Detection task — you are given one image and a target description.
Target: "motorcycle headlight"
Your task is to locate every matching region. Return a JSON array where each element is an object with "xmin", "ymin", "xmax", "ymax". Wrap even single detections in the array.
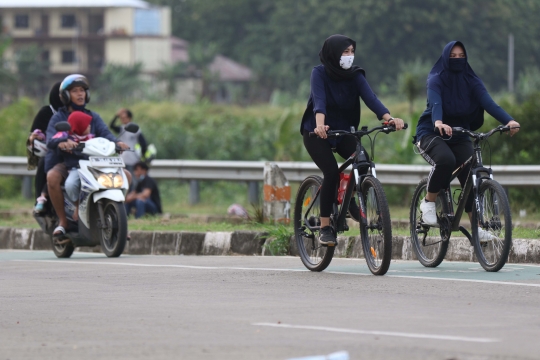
[{"xmin": 95, "ymin": 171, "xmax": 124, "ymax": 188}]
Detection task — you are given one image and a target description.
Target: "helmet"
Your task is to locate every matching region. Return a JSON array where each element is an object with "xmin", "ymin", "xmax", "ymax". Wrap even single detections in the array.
[
  {"xmin": 59, "ymin": 74, "xmax": 90, "ymax": 105},
  {"xmin": 27, "ymin": 139, "xmax": 48, "ymax": 157}
]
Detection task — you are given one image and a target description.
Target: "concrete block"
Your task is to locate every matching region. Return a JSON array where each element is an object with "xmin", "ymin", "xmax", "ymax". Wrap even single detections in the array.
[
  {"xmin": 350, "ymin": 235, "xmax": 364, "ymax": 258},
  {"xmin": 77, "ymin": 246, "xmax": 102, "ymax": 253},
  {"xmin": 509, "ymin": 239, "xmax": 540, "ymax": 263},
  {"xmin": 202, "ymin": 232, "xmax": 232, "ymax": 255},
  {"xmin": 0, "ymin": 227, "xmax": 13, "ymax": 249},
  {"xmin": 446, "ymin": 237, "xmax": 475, "ymax": 262},
  {"xmin": 126, "ymin": 231, "xmax": 154, "ymax": 255},
  {"xmin": 288, "ymin": 235, "xmax": 299, "ymax": 256},
  {"xmin": 178, "ymin": 232, "xmax": 205, "ymax": 255},
  {"xmin": 231, "ymin": 231, "xmax": 265, "ymax": 255},
  {"xmin": 334, "ymin": 236, "xmax": 352, "ymax": 257},
  {"xmin": 152, "ymin": 232, "xmax": 179, "ymax": 255},
  {"xmin": 391, "ymin": 236, "xmax": 405, "ymax": 259},
  {"xmin": 10, "ymin": 228, "xmax": 33, "ymax": 250},
  {"xmin": 32, "ymin": 229, "xmax": 52, "ymax": 250}
]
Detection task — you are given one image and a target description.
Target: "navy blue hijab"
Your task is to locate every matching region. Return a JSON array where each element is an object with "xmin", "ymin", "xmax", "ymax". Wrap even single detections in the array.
[{"xmin": 427, "ymin": 41, "xmax": 486, "ymax": 127}]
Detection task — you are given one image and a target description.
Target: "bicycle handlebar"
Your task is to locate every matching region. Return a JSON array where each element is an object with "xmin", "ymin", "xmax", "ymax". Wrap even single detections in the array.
[
  {"xmin": 309, "ymin": 122, "xmax": 408, "ymax": 138},
  {"xmin": 451, "ymin": 125, "xmax": 519, "ymax": 140}
]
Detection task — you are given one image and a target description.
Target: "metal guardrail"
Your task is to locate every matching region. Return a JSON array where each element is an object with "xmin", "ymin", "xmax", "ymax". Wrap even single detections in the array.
[{"xmin": 3, "ymin": 156, "xmax": 540, "ymax": 186}]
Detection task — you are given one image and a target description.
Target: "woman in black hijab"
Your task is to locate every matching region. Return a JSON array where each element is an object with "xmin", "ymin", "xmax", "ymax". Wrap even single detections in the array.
[
  {"xmin": 27, "ymin": 81, "xmax": 63, "ymax": 212},
  {"xmin": 301, "ymin": 34, "xmax": 404, "ymax": 245},
  {"xmin": 414, "ymin": 41, "xmax": 520, "ymax": 240}
]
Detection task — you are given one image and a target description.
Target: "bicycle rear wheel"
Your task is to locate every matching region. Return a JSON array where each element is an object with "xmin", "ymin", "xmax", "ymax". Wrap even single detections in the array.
[
  {"xmin": 471, "ymin": 180, "xmax": 512, "ymax": 272},
  {"xmin": 410, "ymin": 178, "xmax": 449, "ymax": 267},
  {"xmin": 294, "ymin": 175, "xmax": 335, "ymax": 272},
  {"xmin": 359, "ymin": 177, "xmax": 392, "ymax": 275}
]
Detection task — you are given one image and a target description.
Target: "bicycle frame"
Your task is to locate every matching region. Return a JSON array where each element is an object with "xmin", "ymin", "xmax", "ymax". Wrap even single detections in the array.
[
  {"xmin": 439, "ymin": 131, "xmax": 500, "ymax": 233},
  {"xmin": 302, "ymin": 126, "xmax": 386, "ymax": 236}
]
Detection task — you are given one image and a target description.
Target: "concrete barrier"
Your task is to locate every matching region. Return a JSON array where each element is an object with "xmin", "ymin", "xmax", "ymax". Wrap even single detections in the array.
[{"xmin": 1, "ymin": 226, "xmax": 540, "ymax": 264}]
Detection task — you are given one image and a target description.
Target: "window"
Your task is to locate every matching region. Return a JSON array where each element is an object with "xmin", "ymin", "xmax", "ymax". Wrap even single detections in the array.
[
  {"xmin": 61, "ymin": 14, "xmax": 76, "ymax": 28},
  {"xmin": 15, "ymin": 14, "xmax": 29, "ymax": 29},
  {"xmin": 62, "ymin": 50, "xmax": 75, "ymax": 64},
  {"xmin": 41, "ymin": 50, "xmax": 50, "ymax": 62}
]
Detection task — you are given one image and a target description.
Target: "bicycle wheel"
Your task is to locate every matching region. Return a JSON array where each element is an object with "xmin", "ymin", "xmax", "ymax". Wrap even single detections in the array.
[
  {"xmin": 360, "ymin": 177, "xmax": 392, "ymax": 275},
  {"xmin": 471, "ymin": 180, "xmax": 512, "ymax": 272},
  {"xmin": 410, "ymin": 178, "xmax": 449, "ymax": 267},
  {"xmin": 294, "ymin": 175, "xmax": 335, "ymax": 272}
]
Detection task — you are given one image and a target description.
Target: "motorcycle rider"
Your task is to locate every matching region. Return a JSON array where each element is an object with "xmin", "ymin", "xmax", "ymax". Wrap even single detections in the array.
[{"xmin": 45, "ymin": 74, "xmax": 130, "ymax": 239}]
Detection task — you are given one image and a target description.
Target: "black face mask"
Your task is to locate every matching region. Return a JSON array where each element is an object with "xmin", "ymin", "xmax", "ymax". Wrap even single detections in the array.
[{"xmin": 449, "ymin": 58, "xmax": 467, "ymax": 72}]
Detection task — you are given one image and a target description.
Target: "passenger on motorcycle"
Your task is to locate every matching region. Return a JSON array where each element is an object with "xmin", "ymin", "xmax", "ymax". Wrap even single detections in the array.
[
  {"xmin": 45, "ymin": 74, "xmax": 130, "ymax": 239},
  {"xmin": 48, "ymin": 111, "xmax": 95, "ymax": 222}
]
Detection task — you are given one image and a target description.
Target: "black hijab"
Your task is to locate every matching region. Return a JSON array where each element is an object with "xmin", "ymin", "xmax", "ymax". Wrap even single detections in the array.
[
  {"xmin": 30, "ymin": 81, "xmax": 63, "ymax": 133},
  {"xmin": 427, "ymin": 41, "xmax": 486, "ymax": 118},
  {"xmin": 319, "ymin": 34, "xmax": 365, "ymax": 82}
]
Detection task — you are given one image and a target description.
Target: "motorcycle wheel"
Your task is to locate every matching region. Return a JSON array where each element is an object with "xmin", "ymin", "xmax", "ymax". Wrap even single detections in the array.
[{"xmin": 98, "ymin": 200, "xmax": 128, "ymax": 258}]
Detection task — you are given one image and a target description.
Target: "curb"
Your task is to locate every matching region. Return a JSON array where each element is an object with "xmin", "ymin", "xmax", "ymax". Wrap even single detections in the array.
[{"xmin": 1, "ymin": 227, "xmax": 539, "ymax": 264}]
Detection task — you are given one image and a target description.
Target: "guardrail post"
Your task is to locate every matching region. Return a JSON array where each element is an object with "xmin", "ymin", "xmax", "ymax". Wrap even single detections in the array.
[
  {"xmin": 22, "ymin": 176, "xmax": 33, "ymax": 199},
  {"xmin": 189, "ymin": 180, "xmax": 200, "ymax": 205},
  {"xmin": 263, "ymin": 163, "xmax": 291, "ymax": 224},
  {"xmin": 248, "ymin": 181, "xmax": 259, "ymax": 205}
]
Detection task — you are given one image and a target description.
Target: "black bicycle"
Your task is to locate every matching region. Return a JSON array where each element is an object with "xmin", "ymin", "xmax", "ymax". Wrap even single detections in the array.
[
  {"xmin": 294, "ymin": 123, "xmax": 407, "ymax": 275},
  {"xmin": 410, "ymin": 125, "xmax": 516, "ymax": 272}
]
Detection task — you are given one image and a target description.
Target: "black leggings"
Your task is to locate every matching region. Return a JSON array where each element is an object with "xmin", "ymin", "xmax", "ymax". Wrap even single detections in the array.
[
  {"xmin": 417, "ymin": 134, "xmax": 473, "ymax": 212},
  {"xmin": 303, "ymin": 130, "xmax": 367, "ymax": 217},
  {"xmin": 34, "ymin": 158, "xmax": 47, "ymax": 199}
]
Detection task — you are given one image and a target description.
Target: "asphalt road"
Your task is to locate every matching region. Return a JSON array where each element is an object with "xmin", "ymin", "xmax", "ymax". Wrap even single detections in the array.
[{"xmin": 1, "ymin": 250, "xmax": 540, "ymax": 360}]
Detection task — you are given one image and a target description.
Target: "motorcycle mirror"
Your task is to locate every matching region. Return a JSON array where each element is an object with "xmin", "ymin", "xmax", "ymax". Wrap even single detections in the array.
[
  {"xmin": 55, "ymin": 121, "xmax": 71, "ymax": 132},
  {"xmin": 124, "ymin": 123, "xmax": 139, "ymax": 133}
]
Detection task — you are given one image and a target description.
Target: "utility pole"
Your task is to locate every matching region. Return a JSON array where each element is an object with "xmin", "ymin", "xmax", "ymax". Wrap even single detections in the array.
[{"xmin": 508, "ymin": 34, "xmax": 514, "ymax": 93}]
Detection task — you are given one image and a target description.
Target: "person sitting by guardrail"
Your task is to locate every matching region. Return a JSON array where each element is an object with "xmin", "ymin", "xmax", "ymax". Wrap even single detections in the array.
[
  {"xmin": 125, "ymin": 161, "xmax": 162, "ymax": 218},
  {"xmin": 46, "ymin": 74, "xmax": 131, "ymax": 240}
]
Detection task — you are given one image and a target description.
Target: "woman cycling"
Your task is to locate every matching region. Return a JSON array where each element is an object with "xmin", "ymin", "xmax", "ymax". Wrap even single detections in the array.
[
  {"xmin": 414, "ymin": 41, "xmax": 520, "ymax": 239},
  {"xmin": 301, "ymin": 34, "xmax": 404, "ymax": 246}
]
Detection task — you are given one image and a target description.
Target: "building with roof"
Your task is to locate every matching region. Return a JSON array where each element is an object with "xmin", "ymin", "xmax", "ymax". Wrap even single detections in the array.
[
  {"xmin": 0, "ymin": 0, "xmax": 253, "ymax": 102},
  {"xmin": 0, "ymin": 0, "xmax": 171, "ymax": 80}
]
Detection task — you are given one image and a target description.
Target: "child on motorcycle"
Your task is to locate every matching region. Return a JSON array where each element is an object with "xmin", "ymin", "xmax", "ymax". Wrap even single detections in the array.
[{"xmin": 48, "ymin": 111, "xmax": 95, "ymax": 221}]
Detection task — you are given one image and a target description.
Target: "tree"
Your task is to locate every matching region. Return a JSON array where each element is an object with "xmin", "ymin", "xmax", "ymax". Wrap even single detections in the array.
[
  {"xmin": 96, "ymin": 63, "xmax": 145, "ymax": 102},
  {"xmin": 156, "ymin": 61, "xmax": 188, "ymax": 98},
  {"xmin": 15, "ymin": 45, "xmax": 50, "ymax": 98},
  {"xmin": 397, "ymin": 59, "xmax": 431, "ymax": 116},
  {"xmin": 0, "ymin": 37, "xmax": 17, "ymax": 99}
]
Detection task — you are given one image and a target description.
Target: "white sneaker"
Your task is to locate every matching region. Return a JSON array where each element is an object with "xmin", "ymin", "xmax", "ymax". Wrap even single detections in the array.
[
  {"xmin": 420, "ymin": 200, "xmax": 437, "ymax": 225},
  {"xmin": 478, "ymin": 228, "xmax": 496, "ymax": 243}
]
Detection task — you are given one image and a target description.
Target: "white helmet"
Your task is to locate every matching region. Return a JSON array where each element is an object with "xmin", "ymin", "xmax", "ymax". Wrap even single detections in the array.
[{"xmin": 28, "ymin": 139, "xmax": 48, "ymax": 157}]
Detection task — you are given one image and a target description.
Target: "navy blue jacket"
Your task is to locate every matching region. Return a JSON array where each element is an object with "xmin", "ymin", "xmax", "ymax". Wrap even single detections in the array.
[
  {"xmin": 300, "ymin": 65, "xmax": 389, "ymax": 136},
  {"xmin": 416, "ymin": 88, "xmax": 513, "ymax": 143},
  {"xmin": 45, "ymin": 107, "xmax": 117, "ymax": 172}
]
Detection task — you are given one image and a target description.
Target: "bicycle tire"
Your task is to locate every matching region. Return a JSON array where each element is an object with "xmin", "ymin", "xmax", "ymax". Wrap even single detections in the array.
[
  {"xmin": 293, "ymin": 175, "xmax": 335, "ymax": 272},
  {"xmin": 360, "ymin": 177, "xmax": 392, "ymax": 275},
  {"xmin": 471, "ymin": 180, "xmax": 512, "ymax": 272},
  {"xmin": 409, "ymin": 178, "xmax": 449, "ymax": 267}
]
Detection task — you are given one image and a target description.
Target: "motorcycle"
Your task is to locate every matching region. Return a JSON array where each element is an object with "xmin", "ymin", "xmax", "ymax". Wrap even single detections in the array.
[{"xmin": 34, "ymin": 121, "xmax": 139, "ymax": 258}]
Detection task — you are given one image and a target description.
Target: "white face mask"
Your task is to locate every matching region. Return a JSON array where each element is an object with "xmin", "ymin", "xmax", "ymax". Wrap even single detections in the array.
[{"xmin": 340, "ymin": 55, "xmax": 354, "ymax": 70}]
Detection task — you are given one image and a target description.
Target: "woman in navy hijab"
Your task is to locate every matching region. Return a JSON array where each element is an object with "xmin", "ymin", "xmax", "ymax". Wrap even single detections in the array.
[
  {"xmin": 301, "ymin": 34, "xmax": 404, "ymax": 246},
  {"xmin": 414, "ymin": 41, "xmax": 520, "ymax": 239}
]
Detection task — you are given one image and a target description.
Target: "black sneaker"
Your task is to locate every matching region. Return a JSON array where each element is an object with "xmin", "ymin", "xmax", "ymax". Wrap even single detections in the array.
[{"xmin": 318, "ymin": 226, "xmax": 336, "ymax": 246}]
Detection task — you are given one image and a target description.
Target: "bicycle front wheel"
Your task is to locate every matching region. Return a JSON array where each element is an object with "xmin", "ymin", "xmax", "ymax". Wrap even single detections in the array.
[
  {"xmin": 360, "ymin": 177, "xmax": 392, "ymax": 275},
  {"xmin": 471, "ymin": 180, "xmax": 512, "ymax": 272},
  {"xmin": 410, "ymin": 178, "xmax": 449, "ymax": 267},
  {"xmin": 293, "ymin": 175, "xmax": 334, "ymax": 272}
]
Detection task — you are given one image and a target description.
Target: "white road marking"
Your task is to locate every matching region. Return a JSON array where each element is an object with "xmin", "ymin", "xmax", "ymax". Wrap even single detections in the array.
[
  {"xmin": 10, "ymin": 259, "xmax": 540, "ymax": 287},
  {"xmin": 253, "ymin": 322, "xmax": 499, "ymax": 343}
]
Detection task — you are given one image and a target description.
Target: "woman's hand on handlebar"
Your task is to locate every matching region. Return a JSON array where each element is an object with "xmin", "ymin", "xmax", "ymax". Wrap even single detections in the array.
[
  {"xmin": 434, "ymin": 120, "xmax": 452, "ymax": 136},
  {"xmin": 314, "ymin": 124, "xmax": 330, "ymax": 139},
  {"xmin": 506, "ymin": 120, "xmax": 520, "ymax": 137},
  {"xmin": 387, "ymin": 117, "xmax": 405, "ymax": 130}
]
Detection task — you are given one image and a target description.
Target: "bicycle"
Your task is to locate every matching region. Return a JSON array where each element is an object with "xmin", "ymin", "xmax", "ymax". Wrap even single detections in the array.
[
  {"xmin": 294, "ymin": 123, "xmax": 407, "ymax": 275},
  {"xmin": 410, "ymin": 125, "xmax": 517, "ymax": 272}
]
